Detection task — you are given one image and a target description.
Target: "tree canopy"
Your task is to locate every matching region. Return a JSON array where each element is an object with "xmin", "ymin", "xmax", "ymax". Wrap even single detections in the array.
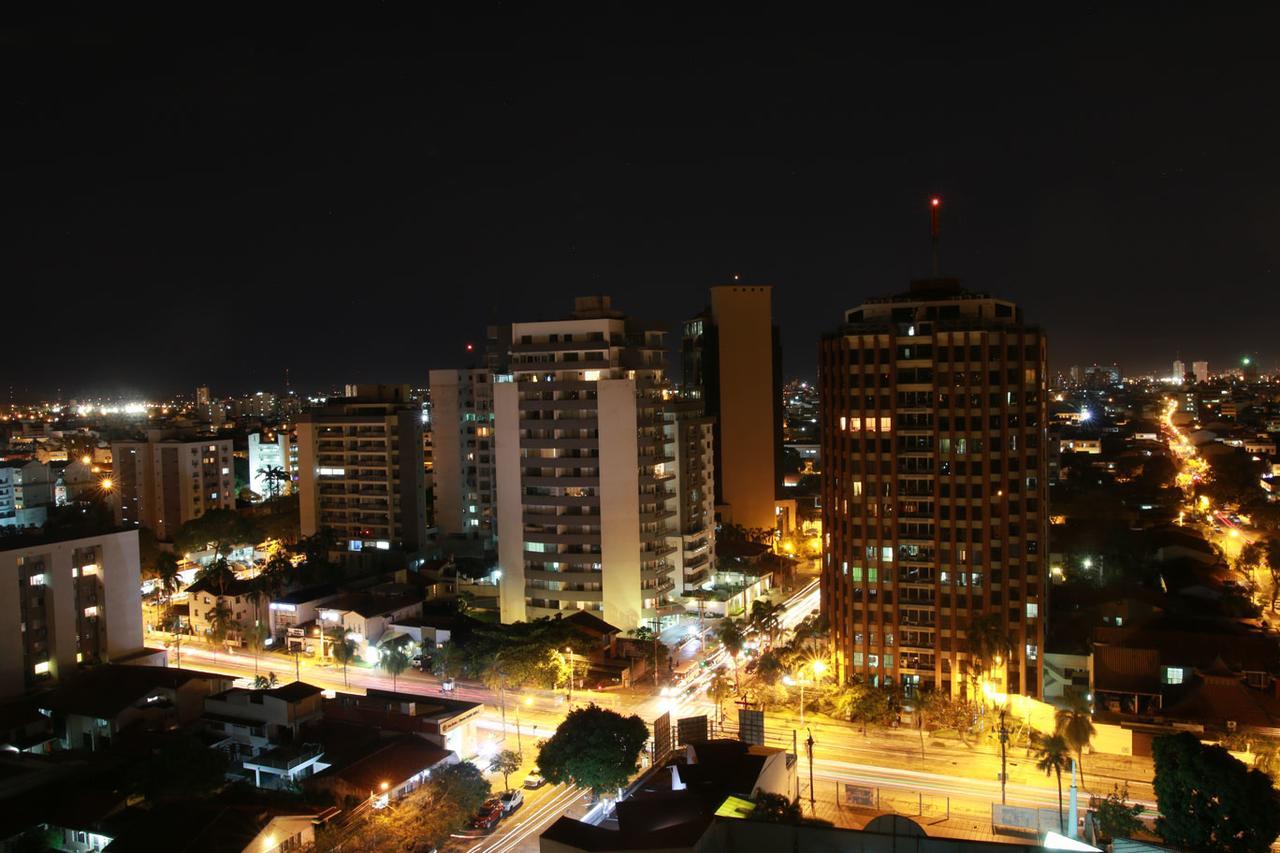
[
  {"xmin": 1152, "ymin": 731, "xmax": 1280, "ymax": 852},
  {"xmin": 538, "ymin": 703, "xmax": 649, "ymax": 797}
]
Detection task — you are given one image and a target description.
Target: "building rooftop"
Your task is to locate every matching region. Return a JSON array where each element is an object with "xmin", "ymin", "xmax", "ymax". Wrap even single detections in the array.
[
  {"xmin": 312, "ymin": 735, "xmax": 452, "ymax": 793},
  {"xmin": 319, "ymin": 589, "xmax": 422, "ymax": 618},
  {"xmin": 37, "ymin": 665, "xmax": 228, "ymax": 719},
  {"xmin": 273, "ymin": 582, "xmax": 340, "ymax": 605}
]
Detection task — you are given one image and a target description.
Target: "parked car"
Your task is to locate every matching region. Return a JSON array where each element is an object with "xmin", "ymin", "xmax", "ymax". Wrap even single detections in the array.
[
  {"xmin": 467, "ymin": 799, "xmax": 504, "ymax": 832},
  {"xmin": 499, "ymin": 789, "xmax": 524, "ymax": 813},
  {"xmin": 523, "ymin": 771, "xmax": 546, "ymax": 789},
  {"xmin": 440, "ymin": 678, "xmax": 456, "ymax": 693}
]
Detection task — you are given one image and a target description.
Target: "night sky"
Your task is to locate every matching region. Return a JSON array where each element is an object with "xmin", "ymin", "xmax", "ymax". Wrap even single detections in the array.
[{"xmin": 7, "ymin": 6, "xmax": 1280, "ymax": 401}]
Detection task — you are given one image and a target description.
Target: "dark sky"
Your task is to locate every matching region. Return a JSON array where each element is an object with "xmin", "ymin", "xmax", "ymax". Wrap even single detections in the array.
[{"xmin": 6, "ymin": 5, "xmax": 1280, "ymax": 401}]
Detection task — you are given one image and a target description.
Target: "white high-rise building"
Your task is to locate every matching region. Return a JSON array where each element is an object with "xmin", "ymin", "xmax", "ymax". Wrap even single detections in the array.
[
  {"xmin": 1172, "ymin": 359, "xmax": 1185, "ymax": 383},
  {"xmin": 1192, "ymin": 361, "xmax": 1209, "ymax": 384},
  {"xmin": 494, "ymin": 297, "xmax": 680, "ymax": 631},
  {"xmin": 248, "ymin": 431, "xmax": 295, "ymax": 501}
]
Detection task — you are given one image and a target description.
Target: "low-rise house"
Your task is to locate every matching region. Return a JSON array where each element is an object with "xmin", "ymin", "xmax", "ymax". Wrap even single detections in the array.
[
  {"xmin": 203, "ymin": 682, "xmax": 327, "ymax": 787},
  {"xmin": 95, "ymin": 804, "xmax": 321, "ymax": 852},
  {"xmin": 268, "ymin": 583, "xmax": 340, "ymax": 645},
  {"xmin": 305, "ymin": 734, "xmax": 456, "ymax": 807},
  {"xmin": 37, "ymin": 664, "xmax": 233, "ymax": 751},
  {"xmin": 323, "ymin": 689, "xmax": 482, "ymax": 758},
  {"xmin": 185, "ymin": 568, "xmax": 259, "ymax": 648},
  {"xmin": 316, "ymin": 585, "xmax": 423, "ymax": 662}
]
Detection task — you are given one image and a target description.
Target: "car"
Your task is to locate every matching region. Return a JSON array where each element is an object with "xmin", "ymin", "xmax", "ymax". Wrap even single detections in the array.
[
  {"xmin": 463, "ymin": 804, "xmax": 496, "ymax": 829},
  {"xmin": 523, "ymin": 772, "xmax": 546, "ymax": 789},
  {"xmin": 439, "ymin": 678, "xmax": 456, "ymax": 693},
  {"xmin": 499, "ymin": 789, "xmax": 524, "ymax": 813}
]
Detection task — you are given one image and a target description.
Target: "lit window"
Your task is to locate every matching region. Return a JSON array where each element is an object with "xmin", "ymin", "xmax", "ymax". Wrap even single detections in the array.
[
  {"xmin": 208, "ymin": 444, "xmax": 217, "ymax": 451},
  {"xmin": 839, "ymin": 416, "xmax": 847, "ymax": 431},
  {"xmin": 1026, "ymin": 644, "xmax": 1038, "ymax": 661},
  {"xmin": 1025, "ymin": 602, "xmax": 1038, "ymax": 619},
  {"xmin": 84, "ymin": 606, "xmax": 99, "ymax": 618},
  {"xmin": 81, "ymin": 564, "xmax": 99, "ymax": 576},
  {"xmin": 28, "ymin": 574, "xmax": 45, "ymax": 587},
  {"xmin": 881, "ymin": 546, "xmax": 893, "ymax": 563},
  {"xmin": 879, "ymin": 417, "xmax": 891, "ymax": 432},
  {"xmin": 1165, "ymin": 667, "xmax": 1184, "ymax": 685},
  {"xmin": 33, "ymin": 661, "xmax": 50, "ymax": 675},
  {"xmin": 222, "ymin": 467, "xmax": 229, "ymax": 475},
  {"xmin": 852, "ymin": 481, "xmax": 863, "ymax": 497}
]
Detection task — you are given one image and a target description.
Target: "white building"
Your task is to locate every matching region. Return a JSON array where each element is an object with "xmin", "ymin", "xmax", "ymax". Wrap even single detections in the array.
[
  {"xmin": 0, "ymin": 528, "xmax": 145, "ymax": 697},
  {"xmin": 495, "ymin": 296, "xmax": 681, "ymax": 631},
  {"xmin": 1192, "ymin": 361, "xmax": 1209, "ymax": 383},
  {"xmin": 0, "ymin": 461, "xmax": 55, "ymax": 529},
  {"xmin": 665, "ymin": 400, "xmax": 716, "ymax": 596},
  {"xmin": 248, "ymin": 430, "xmax": 295, "ymax": 501}
]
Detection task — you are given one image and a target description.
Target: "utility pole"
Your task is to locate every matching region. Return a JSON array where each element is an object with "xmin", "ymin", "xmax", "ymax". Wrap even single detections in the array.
[
  {"xmin": 998, "ymin": 706, "xmax": 1009, "ymax": 804},
  {"xmin": 565, "ymin": 647, "xmax": 574, "ymax": 705},
  {"xmin": 805, "ymin": 728, "xmax": 816, "ymax": 814}
]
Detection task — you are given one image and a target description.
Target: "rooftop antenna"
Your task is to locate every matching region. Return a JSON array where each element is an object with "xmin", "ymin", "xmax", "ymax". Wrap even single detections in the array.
[{"xmin": 929, "ymin": 196, "xmax": 942, "ymax": 277}]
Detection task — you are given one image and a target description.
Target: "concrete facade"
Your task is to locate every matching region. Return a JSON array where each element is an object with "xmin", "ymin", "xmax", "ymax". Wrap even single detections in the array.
[
  {"xmin": 0, "ymin": 529, "xmax": 144, "ymax": 697},
  {"xmin": 110, "ymin": 432, "xmax": 235, "ymax": 541}
]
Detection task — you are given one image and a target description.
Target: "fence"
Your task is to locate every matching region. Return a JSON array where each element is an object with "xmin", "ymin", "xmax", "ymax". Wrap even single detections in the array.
[{"xmin": 838, "ymin": 783, "xmax": 951, "ymax": 823}]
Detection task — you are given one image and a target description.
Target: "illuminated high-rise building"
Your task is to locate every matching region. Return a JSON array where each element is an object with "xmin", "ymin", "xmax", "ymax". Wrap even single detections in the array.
[
  {"xmin": 494, "ymin": 296, "xmax": 680, "ymax": 631},
  {"xmin": 820, "ymin": 279, "xmax": 1048, "ymax": 698}
]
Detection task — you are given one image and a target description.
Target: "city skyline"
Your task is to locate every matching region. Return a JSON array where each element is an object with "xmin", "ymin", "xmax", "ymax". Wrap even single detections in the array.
[{"xmin": 8, "ymin": 6, "xmax": 1280, "ymax": 398}]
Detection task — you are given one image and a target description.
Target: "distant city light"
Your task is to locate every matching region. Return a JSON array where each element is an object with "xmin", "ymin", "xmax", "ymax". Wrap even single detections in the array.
[{"xmin": 1079, "ymin": 409, "xmax": 1092, "ymax": 421}]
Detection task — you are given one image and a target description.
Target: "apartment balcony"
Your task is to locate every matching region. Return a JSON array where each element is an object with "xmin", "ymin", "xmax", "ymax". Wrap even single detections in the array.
[
  {"xmin": 639, "ymin": 509, "xmax": 677, "ymax": 523},
  {"xmin": 643, "ymin": 602, "xmax": 684, "ymax": 619},
  {"xmin": 526, "ymin": 586, "xmax": 604, "ymax": 602},
  {"xmin": 524, "ymin": 568, "xmax": 601, "ymax": 584},
  {"xmin": 641, "ymin": 543, "xmax": 677, "ymax": 559},
  {"xmin": 522, "ymin": 438, "xmax": 599, "ymax": 450},
  {"xmin": 522, "ymin": 531, "xmax": 601, "ymax": 546},
  {"xmin": 523, "ymin": 475, "xmax": 598, "ymax": 488},
  {"xmin": 520, "ymin": 457, "xmax": 598, "ymax": 470},
  {"xmin": 519, "ymin": 494, "xmax": 600, "ymax": 507},
  {"xmin": 524, "ymin": 550, "xmax": 602, "ymax": 566},
  {"xmin": 523, "ymin": 511, "xmax": 600, "ymax": 526},
  {"xmin": 519, "ymin": 418, "xmax": 597, "ymax": 430}
]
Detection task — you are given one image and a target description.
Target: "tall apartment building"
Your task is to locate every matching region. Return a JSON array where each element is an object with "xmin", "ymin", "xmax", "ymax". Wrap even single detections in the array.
[
  {"xmin": 0, "ymin": 528, "xmax": 144, "ymax": 697},
  {"xmin": 665, "ymin": 400, "xmax": 717, "ymax": 595},
  {"xmin": 296, "ymin": 385, "xmax": 428, "ymax": 554},
  {"xmin": 683, "ymin": 285, "xmax": 783, "ymax": 531},
  {"xmin": 1192, "ymin": 361, "xmax": 1209, "ymax": 384},
  {"xmin": 1172, "ymin": 359, "xmax": 1185, "ymax": 383},
  {"xmin": 819, "ymin": 279, "xmax": 1048, "ymax": 698},
  {"xmin": 429, "ymin": 369, "xmax": 498, "ymax": 547},
  {"xmin": 495, "ymin": 296, "xmax": 680, "ymax": 631},
  {"xmin": 110, "ymin": 432, "xmax": 235, "ymax": 541},
  {"xmin": 248, "ymin": 430, "xmax": 295, "ymax": 501},
  {"xmin": 0, "ymin": 460, "xmax": 55, "ymax": 529}
]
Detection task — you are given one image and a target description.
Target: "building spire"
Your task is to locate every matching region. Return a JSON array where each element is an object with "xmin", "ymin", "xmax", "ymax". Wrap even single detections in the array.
[{"xmin": 929, "ymin": 196, "xmax": 942, "ymax": 277}]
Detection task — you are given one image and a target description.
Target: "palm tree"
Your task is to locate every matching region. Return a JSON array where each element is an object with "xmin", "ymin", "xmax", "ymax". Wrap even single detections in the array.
[
  {"xmin": 965, "ymin": 613, "xmax": 1013, "ymax": 693},
  {"xmin": 708, "ymin": 670, "xmax": 732, "ymax": 724},
  {"xmin": 207, "ymin": 601, "xmax": 237, "ymax": 662},
  {"xmin": 1034, "ymin": 732, "xmax": 1072, "ymax": 832},
  {"xmin": 1055, "ymin": 696, "xmax": 1096, "ymax": 787},
  {"xmin": 328, "ymin": 626, "xmax": 356, "ymax": 687},
  {"xmin": 256, "ymin": 465, "xmax": 288, "ymax": 501},
  {"xmin": 749, "ymin": 599, "xmax": 784, "ymax": 647},
  {"xmin": 482, "ymin": 655, "xmax": 510, "ymax": 742},
  {"xmin": 380, "ymin": 644, "xmax": 411, "ymax": 692},
  {"xmin": 717, "ymin": 619, "xmax": 746, "ymax": 686},
  {"xmin": 154, "ymin": 551, "xmax": 181, "ymax": 619}
]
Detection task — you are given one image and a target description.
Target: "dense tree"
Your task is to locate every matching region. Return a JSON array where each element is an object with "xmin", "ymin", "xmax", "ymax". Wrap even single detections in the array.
[
  {"xmin": 1089, "ymin": 784, "xmax": 1144, "ymax": 843},
  {"xmin": 173, "ymin": 508, "xmax": 255, "ymax": 559},
  {"xmin": 1152, "ymin": 731, "xmax": 1280, "ymax": 852},
  {"xmin": 1033, "ymin": 732, "xmax": 1072, "ymax": 833},
  {"xmin": 1205, "ymin": 450, "xmax": 1265, "ymax": 508},
  {"xmin": 708, "ymin": 670, "xmax": 733, "ymax": 723},
  {"xmin": 1265, "ymin": 538, "xmax": 1280, "ymax": 612},
  {"xmin": 751, "ymin": 792, "xmax": 803, "ymax": 823},
  {"xmin": 243, "ymin": 621, "xmax": 270, "ymax": 676},
  {"xmin": 964, "ymin": 614, "xmax": 1012, "ymax": 688},
  {"xmin": 323, "ymin": 760, "xmax": 490, "ymax": 852},
  {"xmin": 717, "ymin": 619, "xmax": 746, "ymax": 685},
  {"xmin": 207, "ymin": 601, "xmax": 238, "ymax": 658},
  {"xmin": 538, "ymin": 704, "xmax": 649, "ymax": 798},
  {"xmin": 490, "ymin": 749, "xmax": 522, "ymax": 791},
  {"xmin": 139, "ymin": 733, "xmax": 229, "ymax": 803},
  {"xmin": 749, "ymin": 598, "xmax": 784, "ymax": 646}
]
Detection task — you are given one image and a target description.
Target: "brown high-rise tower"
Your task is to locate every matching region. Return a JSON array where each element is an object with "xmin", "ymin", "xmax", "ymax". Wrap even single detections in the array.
[{"xmin": 819, "ymin": 279, "xmax": 1048, "ymax": 698}]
